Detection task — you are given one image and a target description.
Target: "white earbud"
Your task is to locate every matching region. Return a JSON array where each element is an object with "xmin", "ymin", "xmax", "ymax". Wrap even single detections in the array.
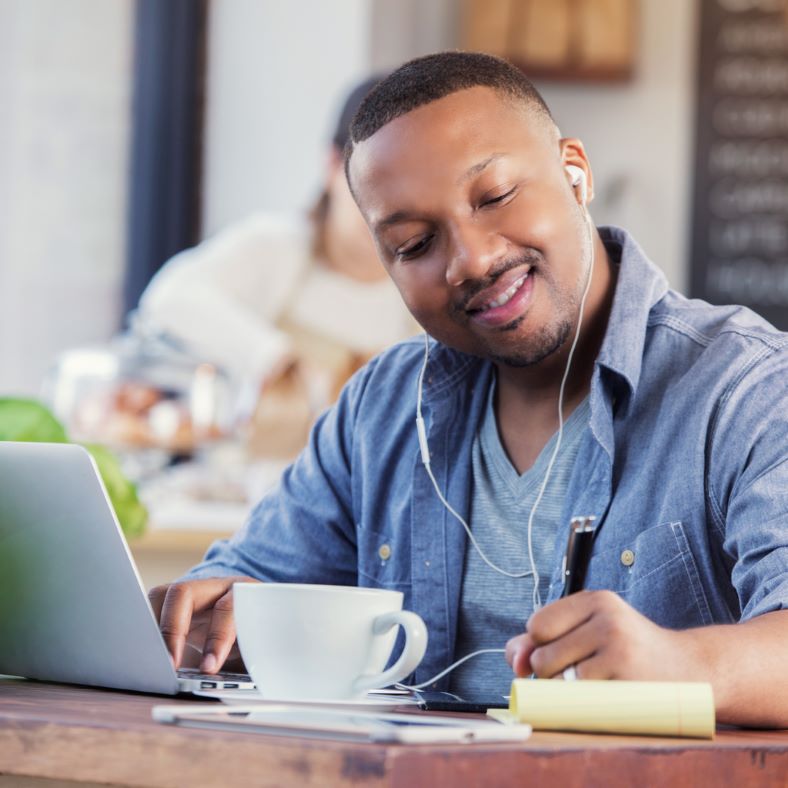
[{"xmin": 565, "ymin": 164, "xmax": 588, "ymax": 206}]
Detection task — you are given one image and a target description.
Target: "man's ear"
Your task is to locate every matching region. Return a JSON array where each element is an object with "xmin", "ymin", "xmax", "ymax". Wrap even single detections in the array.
[{"xmin": 559, "ymin": 138, "xmax": 594, "ymax": 206}]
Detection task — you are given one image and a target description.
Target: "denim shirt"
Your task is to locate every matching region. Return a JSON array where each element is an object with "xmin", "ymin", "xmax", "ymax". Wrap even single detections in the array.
[{"xmin": 187, "ymin": 226, "xmax": 788, "ymax": 688}]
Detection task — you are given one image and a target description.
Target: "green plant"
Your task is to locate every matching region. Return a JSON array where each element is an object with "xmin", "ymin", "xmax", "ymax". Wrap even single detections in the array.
[{"xmin": 0, "ymin": 398, "xmax": 147, "ymax": 538}]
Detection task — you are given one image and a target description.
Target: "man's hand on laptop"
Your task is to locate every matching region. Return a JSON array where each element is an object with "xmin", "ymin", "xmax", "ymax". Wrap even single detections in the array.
[{"xmin": 148, "ymin": 577, "xmax": 260, "ymax": 674}]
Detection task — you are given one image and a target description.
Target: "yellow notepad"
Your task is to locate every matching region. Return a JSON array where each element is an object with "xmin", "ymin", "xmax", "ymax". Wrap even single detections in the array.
[{"xmin": 488, "ymin": 680, "xmax": 715, "ymax": 739}]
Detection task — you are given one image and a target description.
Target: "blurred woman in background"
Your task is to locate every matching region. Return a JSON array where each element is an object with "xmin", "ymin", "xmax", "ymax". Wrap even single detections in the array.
[{"xmin": 135, "ymin": 76, "xmax": 416, "ymax": 459}]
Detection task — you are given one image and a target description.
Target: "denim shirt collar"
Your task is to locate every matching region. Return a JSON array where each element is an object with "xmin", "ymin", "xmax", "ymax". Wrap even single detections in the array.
[{"xmin": 595, "ymin": 226, "xmax": 669, "ymax": 399}]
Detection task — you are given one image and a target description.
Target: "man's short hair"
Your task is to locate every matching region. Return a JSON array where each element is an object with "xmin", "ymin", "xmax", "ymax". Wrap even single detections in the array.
[{"xmin": 346, "ymin": 51, "xmax": 555, "ymax": 160}]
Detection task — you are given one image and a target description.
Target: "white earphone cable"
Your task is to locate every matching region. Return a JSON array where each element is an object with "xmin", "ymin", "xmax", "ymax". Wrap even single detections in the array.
[
  {"xmin": 396, "ymin": 648, "xmax": 507, "ymax": 691},
  {"xmin": 416, "ymin": 201, "xmax": 596, "ymax": 592},
  {"xmin": 525, "ymin": 208, "xmax": 595, "ymax": 608}
]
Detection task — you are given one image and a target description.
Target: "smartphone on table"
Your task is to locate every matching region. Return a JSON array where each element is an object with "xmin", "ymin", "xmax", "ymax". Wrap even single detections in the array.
[{"xmin": 152, "ymin": 704, "xmax": 530, "ymax": 744}]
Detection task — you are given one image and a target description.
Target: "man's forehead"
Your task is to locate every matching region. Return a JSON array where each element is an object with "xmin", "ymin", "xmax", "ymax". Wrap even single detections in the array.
[
  {"xmin": 348, "ymin": 86, "xmax": 551, "ymax": 215},
  {"xmin": 352, "ymin": 86, "xmax": 526, "ymax": 162}
]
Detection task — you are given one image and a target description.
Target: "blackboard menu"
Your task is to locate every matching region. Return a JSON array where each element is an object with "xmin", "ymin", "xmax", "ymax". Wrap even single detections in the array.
[{"xmin": 690, "ymin": 0, "xmax": 788, "ymax": 330}]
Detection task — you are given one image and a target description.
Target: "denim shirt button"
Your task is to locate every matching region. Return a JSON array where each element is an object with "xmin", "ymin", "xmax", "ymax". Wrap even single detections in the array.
[
  {"xmin": 378, "ymin": 544, "xmax": 391, "ymax": 561},
  {"xmin": 620, "ymin": 549, "xmax": 635, "ymax": 567}
]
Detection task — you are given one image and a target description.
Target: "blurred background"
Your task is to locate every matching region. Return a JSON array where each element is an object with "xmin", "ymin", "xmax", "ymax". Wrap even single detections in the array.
[{"xmin": 1, "ymin": 0, "xmax": 786, "ymax": 585}]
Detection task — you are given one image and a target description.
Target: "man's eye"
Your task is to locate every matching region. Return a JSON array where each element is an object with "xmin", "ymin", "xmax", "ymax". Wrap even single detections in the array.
[
  {"xmin": 481, "ymin": 187, "xmax": 516, "ymax": 208},
  {"xmin": 396, "ymin": 235, "xmax": 433, "ymax": 260}
]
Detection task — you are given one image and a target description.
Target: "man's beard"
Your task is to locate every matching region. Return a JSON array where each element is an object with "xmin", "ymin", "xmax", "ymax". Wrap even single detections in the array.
[
  {"xmin": 449, "ymin": 248, "xmax": 580, "ymax": 368},
  {"xmin": 484, "ymin": 316, "xmax": 573, "ymax": 368}
]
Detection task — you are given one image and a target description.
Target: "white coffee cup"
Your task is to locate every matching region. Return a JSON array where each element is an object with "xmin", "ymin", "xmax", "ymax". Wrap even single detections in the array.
[{"xmin": 233, "ymin": 583, "xmax": 428, "ymax": 701}]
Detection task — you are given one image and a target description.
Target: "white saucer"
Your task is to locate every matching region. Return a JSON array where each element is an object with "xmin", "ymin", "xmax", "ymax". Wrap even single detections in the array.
[{"xmin": 194, "ymin": 687, "xmax": 419, "ymax": 710}]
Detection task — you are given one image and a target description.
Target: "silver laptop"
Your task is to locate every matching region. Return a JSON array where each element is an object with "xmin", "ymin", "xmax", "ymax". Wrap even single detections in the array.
[{"xmin": 0, "ymin": 441, "xmax": 254, "ymax": 695}]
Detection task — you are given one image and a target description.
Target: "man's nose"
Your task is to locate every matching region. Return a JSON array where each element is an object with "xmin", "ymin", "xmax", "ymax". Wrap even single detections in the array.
[{"xmin": 445, "ymin": 223, "xmax": 508, "ymax": 287}]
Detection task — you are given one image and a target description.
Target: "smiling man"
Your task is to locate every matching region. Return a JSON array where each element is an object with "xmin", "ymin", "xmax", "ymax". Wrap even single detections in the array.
[{"xmin": 150, "ymin": 52, "xmax": 788, "ymax": 727}]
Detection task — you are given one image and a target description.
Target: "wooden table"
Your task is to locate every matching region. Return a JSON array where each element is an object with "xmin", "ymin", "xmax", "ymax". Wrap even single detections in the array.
[{"xmin": 1, "ymin": 678, "xmax": 787, "ymax": 787}]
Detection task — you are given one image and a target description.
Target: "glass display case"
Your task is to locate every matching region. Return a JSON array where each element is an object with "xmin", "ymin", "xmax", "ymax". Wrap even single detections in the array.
[{"xmin": 43, "ymin": 331, "xmax": 237, "ymax": 462}]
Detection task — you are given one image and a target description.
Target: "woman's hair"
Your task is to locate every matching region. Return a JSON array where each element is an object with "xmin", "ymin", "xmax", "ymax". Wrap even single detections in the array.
[{"xmin": 309, "ymin": 74, "xmax": 384, "ymax": 257}]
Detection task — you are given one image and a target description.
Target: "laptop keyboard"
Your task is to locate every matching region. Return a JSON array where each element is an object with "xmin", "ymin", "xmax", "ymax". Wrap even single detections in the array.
[{"xmin": 177, "ymin": 667, "xmax": 253, "ymax": 689}]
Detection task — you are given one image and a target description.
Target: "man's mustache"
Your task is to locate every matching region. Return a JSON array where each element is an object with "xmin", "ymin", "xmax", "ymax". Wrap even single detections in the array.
[{"xmin": 453, "ymin": 250, "xmax": 544, "ymax": 313}]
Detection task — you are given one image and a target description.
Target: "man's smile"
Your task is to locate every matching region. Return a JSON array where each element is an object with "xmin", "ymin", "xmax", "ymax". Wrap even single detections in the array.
[{"xmin": 461, "ymin": 261, "xmax": 537, "ymax": 330}]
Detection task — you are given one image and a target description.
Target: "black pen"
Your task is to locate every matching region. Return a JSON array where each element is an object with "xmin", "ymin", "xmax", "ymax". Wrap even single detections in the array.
[
  {"xmin": 559, "ymin": 515, "xmax": 596, "ymax": 681},
  {"xmin": 528, "ymin": 516, "xmax": 598, "ymax": 681},
  {"xmin": 561, "ymin": 515, "xmax": 597, "ymax": 597}
]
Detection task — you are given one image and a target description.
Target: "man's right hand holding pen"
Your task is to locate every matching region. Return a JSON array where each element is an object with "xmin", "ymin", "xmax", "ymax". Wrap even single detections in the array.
[
  {"xmin": 504, "ymin": 588, "xmax": 688, "ymax": 682},
  {"xmin": 503, "ymin": 515, "xmax": 788, "ymax": 728},
  {"xmin": 506, "ymin": 515, "xmax": 691, "ymax": 683}
]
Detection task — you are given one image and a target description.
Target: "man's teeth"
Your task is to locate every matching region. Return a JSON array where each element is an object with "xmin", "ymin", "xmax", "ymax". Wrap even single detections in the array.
[{"xmin": 481, "ymin": 272, "xmax": 529, "ymax": 311}]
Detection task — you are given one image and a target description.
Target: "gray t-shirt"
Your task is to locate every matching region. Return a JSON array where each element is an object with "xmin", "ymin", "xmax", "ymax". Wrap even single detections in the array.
[{"xmin": 450, "ymin": 380, "xmax": 590, "ymax": 697}]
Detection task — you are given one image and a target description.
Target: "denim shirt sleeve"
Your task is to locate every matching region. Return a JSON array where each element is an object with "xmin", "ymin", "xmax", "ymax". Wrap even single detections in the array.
[
  {"xmin": 709, "ymin": 342, "xmax": 788, "ymax": 620},
  {"xmin": 180, "ymin": 361, "xmax": 373, "ymax": 584}
]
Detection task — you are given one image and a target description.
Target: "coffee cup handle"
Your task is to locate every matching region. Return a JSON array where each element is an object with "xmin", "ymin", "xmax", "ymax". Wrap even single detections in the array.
[{"xmin": 352, "ymin": 610, "xmax": 428, "ymax": 694}]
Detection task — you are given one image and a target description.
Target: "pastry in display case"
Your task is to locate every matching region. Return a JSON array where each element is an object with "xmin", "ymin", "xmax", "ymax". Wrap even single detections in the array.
[
  {"xmin": 43, "ymin": 332, "xmax": 237, "ymax": 467},
  {"xmin": 43, "ymin": 332, "xmax": 292, "ymax": 532}
]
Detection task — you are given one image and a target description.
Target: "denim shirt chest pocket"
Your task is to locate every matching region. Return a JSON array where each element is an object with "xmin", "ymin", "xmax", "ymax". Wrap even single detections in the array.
[
  {"xmin": 583, "ymin": 521, "xmax": 714, "ymax": 629},
  {"xmin": 356, "ymin": 522, "xmax": 412, "ymax": 591}
]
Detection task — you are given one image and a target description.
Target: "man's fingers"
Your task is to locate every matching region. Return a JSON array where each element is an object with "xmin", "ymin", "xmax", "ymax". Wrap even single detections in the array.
[
  {"xmin": 200, "ymin": 580, "xmax": 262, "ymax": 672},
  {"xmin": 199, "ymin": 590, "xmax": 237, "ymax": 673},
  {"xmin": 156, "ymin": 577, "xmax": 249, "ymax": 669},
  {"xmin": 148, "ymin": 584, "xmax": 168, "ymax": 624},
  {"xmin": 505, "ymin": 633, "xmax": 536, "ymax": 677},
  {"xmin": 530, "ymin": 617, "xmax": 599, "ymax": 678},
  {"xmin": 158, "ymin": 584, "xmax": 195, "ymax": 669},
  {"xmin": 569, "ymin": 652, "xmax": 613, "ymax": 680},
  {"xmin": 527, "ymin": 590, "xmax": 617, "ymax": 644}
]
